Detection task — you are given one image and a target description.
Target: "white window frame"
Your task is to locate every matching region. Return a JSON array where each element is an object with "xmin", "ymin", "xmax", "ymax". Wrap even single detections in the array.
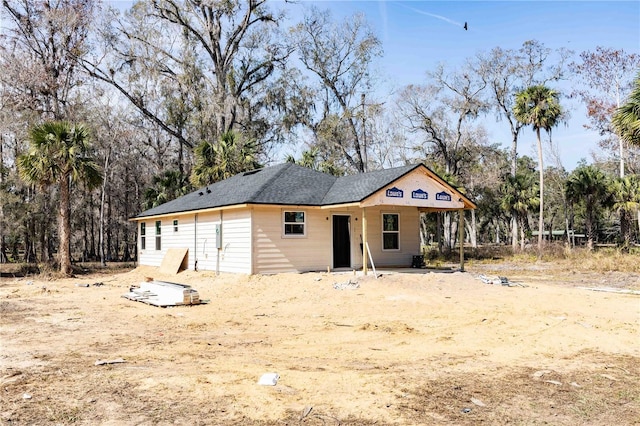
[
  {"xmin": 382, "ymin": 212, "xmax": 400, "ymax": 251},
  {"xmin": 282, "ymin": 210, "xmax": 306, "ymax": 238},
  {"xmin": 155, "ymin": 220, "xmax": 162, "ymax": 251},
  {"xmin": 140, "ymin": 222, "xmax": 146, "ymax": 251}
]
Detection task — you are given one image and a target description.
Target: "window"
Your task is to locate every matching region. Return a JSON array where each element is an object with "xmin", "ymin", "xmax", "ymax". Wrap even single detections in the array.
[
  {"xmin": 140, "ymin": 222, "xmax": 146, "ymax": 250},
  {"xmin": 173, "ymin": 219, "xmax": 178, "ymax": 232},
  {"xmin": 283, "ymin": 211, "xmax": 305, "ymax": 236},
  {"xmin": 382, "ymin": 213, "xmax": 399, "ymax": 250},
  {"xmin": 155, "ymin": 220, "xmax": 162, "ymax": 250}
]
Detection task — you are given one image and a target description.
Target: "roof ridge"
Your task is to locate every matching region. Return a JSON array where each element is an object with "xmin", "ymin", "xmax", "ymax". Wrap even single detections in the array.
[{"xmin": 246, "ymin": 162, "xmax": 295, "ymax": 202}]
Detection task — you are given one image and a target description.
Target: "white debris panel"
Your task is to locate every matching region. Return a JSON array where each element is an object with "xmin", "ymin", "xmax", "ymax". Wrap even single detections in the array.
[{"xmin": 123, "ymin": 280, "xmax": 201, "ymax": 307}]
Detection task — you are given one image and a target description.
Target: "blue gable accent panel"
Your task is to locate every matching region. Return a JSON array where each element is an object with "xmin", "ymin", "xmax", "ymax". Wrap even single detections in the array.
[
  {"xmin": 385, "ymin": 187, "xmax": 404, "ymax": 198},
  {"xmin": 435, "ymin": 191, "xmax": 452, "ymax": 201},
  {"xmin": 411, "ymin": 189, "xmax": 428, "ymax": 200}
]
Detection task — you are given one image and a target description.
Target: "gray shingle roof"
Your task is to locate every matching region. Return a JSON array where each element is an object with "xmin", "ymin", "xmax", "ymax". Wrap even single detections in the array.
[
  {"xmin": 134, "ymin": 163, "xmax": 438, "ymax": 219},
  {"xmin": 322, "ymin": 164, "xmax": 418, "ymax": 204}
]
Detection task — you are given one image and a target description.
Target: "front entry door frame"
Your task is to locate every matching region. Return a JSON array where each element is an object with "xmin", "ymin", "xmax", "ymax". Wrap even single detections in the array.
[{"xmin": 332, "ymin": 214, "xmax": 351, "ymax": 268}]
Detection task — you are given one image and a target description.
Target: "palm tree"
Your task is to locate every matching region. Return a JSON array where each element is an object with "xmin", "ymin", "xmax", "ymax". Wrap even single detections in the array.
[
  {"xmin": 190, "ymin": 131, "xmax": 261, "ymax": 187},
  {"xmin": 612, "ymin": 74, "xmax": 640, "ymax": 238},
  {"xmin": 612, "ymin": 175, "xmax": 640, "ymax": 250},
  {"xmin": 565, "ymin": 165, "xmax": 612, "ymax": 250},
  {"xmin": 500, "ymin": 171, "xmax": 539, "ymax": 251},
  {"xmin": 513, "ymin": 85, "xmax": 563, "ymax": 252},
  {"xmin": 612, "ymin": 72, "xmax": 640, "ymax": 147},
  {"xmin": 144, "ymin": 170, "xmax": 192, "ymax": 210},
  {"xmin": 18, "ymin": 121, "xmax": 102, "ymax": 275}
]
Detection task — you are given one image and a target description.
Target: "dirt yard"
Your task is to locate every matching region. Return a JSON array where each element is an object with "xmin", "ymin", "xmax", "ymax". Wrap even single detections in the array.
[{"xmin": 1, "ymin": 263, "xmax": 638, "ymax": 425}]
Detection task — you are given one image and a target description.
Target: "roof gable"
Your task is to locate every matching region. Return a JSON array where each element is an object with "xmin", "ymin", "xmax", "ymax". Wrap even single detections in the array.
[{"xmin": 361, "ymin": 166, "xmax": 475, "ymax": 210}]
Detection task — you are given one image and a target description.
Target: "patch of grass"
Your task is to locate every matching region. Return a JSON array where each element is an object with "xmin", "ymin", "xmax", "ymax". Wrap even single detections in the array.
[
  {"xmin": 397, "ymin": 353, "xmax": 639, "ymax": 425},
  {"xmin": 0, "ymin": 261, "xmax": 135, "ymax": 278},
  {"xmin": 465, "ymin": 245, "xmax": 640, "ymax": 274}
]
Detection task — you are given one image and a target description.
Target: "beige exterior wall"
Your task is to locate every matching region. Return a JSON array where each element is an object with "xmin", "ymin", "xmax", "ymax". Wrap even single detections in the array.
[
  {"xmin": 362, "ymin": 205, "xmax": 421, "ymax": 268},
  {"xmin": 252, "ymin": 206, "xmax": 331, "ymax": 274},
  {"xmin": 138, "ymin": 217, "xmax": 194, "ymax": 268},
  {"xmin": 194, "ymin": 209, "xmax": 252, "ymax": 274},
  {"xmin": 137, "ymin": 208, "xmax": 252, "ymax": 274},
  {"xmin": 251, "ymin": 205, "xmax": 419, "ymax": 273}
]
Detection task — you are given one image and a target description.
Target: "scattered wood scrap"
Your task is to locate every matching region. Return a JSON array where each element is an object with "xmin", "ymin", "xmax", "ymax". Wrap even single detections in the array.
[
  {"xmin": 95, "ymin": 358, "xmax": 126, "ymax": 366},
  {"xmin": 578, "ymin": 287, "xmax": 640, "ymax": 295},
  {"xmin": 123, "ymin": 280, "xmax": 201, "ymax": 307},
  {"xmin": 478, "ymin": 275, "xmax": 527, "ymax": 287}
]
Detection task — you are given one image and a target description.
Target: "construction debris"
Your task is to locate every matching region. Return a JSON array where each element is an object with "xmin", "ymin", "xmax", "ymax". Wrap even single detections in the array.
[
  {"xmin": 470, "ymin": 398, "xmax": 486, "ymax": 407},
  {"xmin": 578, "ymin": 287, "xmax": 640, "ymax": 295},
  {"xmin": 257, "ymin": 372, "xmax": 279, "ymax": 386},
  {"xmin": 333, "ymin": 280, "xmax": 360, "ymax": 290},
  {"xmin": 95, "ymin": 358, "xmax": 126, "ymax": 366},
  {"xmin": 478, "ymin": 275, "xmax": 527, "ymax": 287},
  {"xmin": 122, "ymin": 280, "xmax": 201, "ymax": 307}
]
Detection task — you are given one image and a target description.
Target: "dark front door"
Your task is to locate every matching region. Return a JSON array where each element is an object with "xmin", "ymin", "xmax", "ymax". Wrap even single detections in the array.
[{"xmin": 333, "ymin": 215, "xmax": 351, "ymax": 268}]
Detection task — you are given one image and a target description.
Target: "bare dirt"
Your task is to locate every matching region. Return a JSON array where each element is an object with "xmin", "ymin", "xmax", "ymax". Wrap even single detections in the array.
[{"xmin": 1, "ymin": 263, "xmax": 638, "ymax": 425}]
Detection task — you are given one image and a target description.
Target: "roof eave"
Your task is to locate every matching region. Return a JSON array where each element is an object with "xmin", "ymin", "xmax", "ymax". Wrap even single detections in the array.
[{"xmin": 130, "ymin": 203, "xmax": 250, "ymax": 221}]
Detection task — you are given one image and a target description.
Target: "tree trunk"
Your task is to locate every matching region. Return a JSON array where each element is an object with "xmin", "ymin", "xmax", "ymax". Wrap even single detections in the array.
[
  {"xmin": 59, "ymin": 174, "xmax": 72, "ymax": 275},
  {"xmin": 536, "ymin": 128, "xmax": 544, "ymax": 253},
  {"xmin": 443, "ymin": 212, "xmax": 452, "ymax": 253},
  {"xmin": 99, "ymin": 149, "xmax": 110, "ymax": 267},
  {"xmin": 466, "ymin": 209, "xmax": 478, "ymax": 248},
  {"xmin": 511, "ymin": 132, "xmax": 518, "ymax": 251},
  {"xmin": 0, "ymin": 134, "xmax": 5, "ymax": 263},
  {"xmin": 437, "ymin": 213, "xmax": 443, "ymax": 254},
  {"xmin": 619, "ymin": 136, "xmax": 625, "ymax": 179},
  {"xmin": 620, "ymin": 209, "xmax": 632, "ymax": 251}
]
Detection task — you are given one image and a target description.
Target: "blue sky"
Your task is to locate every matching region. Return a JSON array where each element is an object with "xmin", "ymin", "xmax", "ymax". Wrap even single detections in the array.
[{"xmin": 283, "ymin": 1, "xmax": 640, "ymax": 170}]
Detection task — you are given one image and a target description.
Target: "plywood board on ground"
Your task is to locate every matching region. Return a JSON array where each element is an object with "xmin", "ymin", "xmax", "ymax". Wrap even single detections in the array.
[{"xmin": 159, "ymin": 248, "xmax": 188, "ymax": 274}]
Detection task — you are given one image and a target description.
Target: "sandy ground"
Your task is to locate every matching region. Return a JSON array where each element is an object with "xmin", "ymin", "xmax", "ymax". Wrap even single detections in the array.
[{"xmin": 0, "ymin": 264, "xmax": 639, "ymax": 425}]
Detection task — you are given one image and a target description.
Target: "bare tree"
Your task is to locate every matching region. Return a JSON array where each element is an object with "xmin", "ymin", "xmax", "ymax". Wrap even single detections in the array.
[
  {"xmin": 79, "ymin": 0, "xmax": 292, "ymax": 159},
  {"xmin": 571, "ymin": 47, "xmax": 640, "ymax": 178},
  {"xmin": 1, "ymin": 0, "xmax": 94, "ymax": 120},
  {"xmin": 398, "ymin": 61, "xmax": 488, "ymax": 251},
  {"xmin": 291, "ymin": 7, "xmax": 382, "ymax": 173}
]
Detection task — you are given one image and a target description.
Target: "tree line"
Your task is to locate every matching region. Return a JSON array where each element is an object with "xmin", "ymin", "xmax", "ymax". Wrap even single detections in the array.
[{"xmin": 0, "ymin": 0, "xmax": 639, "ymax": 274}]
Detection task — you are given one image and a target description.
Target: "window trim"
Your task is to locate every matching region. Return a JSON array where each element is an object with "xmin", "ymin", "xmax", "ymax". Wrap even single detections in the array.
[
  {"xmin": 155, "ymin": 220, "xmax": 162, "ymax": 251},
  {"xmin": 140, "ymin": 222, "xmax": 146, "ymax": 251},
  {"xmin": 381, "ymin": 212, "xmax": 400, "ymax": 251},
  {"xmin": 282, "ymin": 210, "xmax": 307, "ymax": 238}
]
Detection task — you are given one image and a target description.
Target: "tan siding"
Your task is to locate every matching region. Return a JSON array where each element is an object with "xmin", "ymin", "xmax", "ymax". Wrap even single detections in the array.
[
  {"xmin": 138, "ymin": 217, "xmax": 195, "ymax": 268},
  {"xmin": 195, "ymin": 209, "xmax": 252, "ymax": 274},
  {"xmin": 138, "ymin": 219, "xmax": 166, "ymax": 267},
  {"xmin": 253, "ymin": 207, "xmax": 332, "ymax": 274},
  {"xmin": 220, "ymin": 209, "xmax": 252, "ymax": 273},
  {"xmin": 137, "ymin": 205, "xmax": 420, "ymax": 274},
  {"xmin": 364, "ymin": 206, "xmax": 420, "ymax": 267}
]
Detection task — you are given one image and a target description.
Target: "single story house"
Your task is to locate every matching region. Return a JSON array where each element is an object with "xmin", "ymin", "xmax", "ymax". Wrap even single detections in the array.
[{"xmin": 132, "ymin": 163, "xmax": 476, "ymax": 274}]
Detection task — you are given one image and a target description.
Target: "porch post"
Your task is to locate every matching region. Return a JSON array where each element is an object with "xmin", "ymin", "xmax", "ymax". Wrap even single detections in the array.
[
  {"xmin": 459, "ymin": 209, "xmax": 465, "ymax": 272},
  {"xmin": 362, "ymin": 207, "xmax": 368, "ymax": 275}
]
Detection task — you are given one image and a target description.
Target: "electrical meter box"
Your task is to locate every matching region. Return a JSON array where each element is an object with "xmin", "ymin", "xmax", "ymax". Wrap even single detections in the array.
[{"xmin": 215, "ymin": 224, "xmax": 222, "ymax": 248}]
